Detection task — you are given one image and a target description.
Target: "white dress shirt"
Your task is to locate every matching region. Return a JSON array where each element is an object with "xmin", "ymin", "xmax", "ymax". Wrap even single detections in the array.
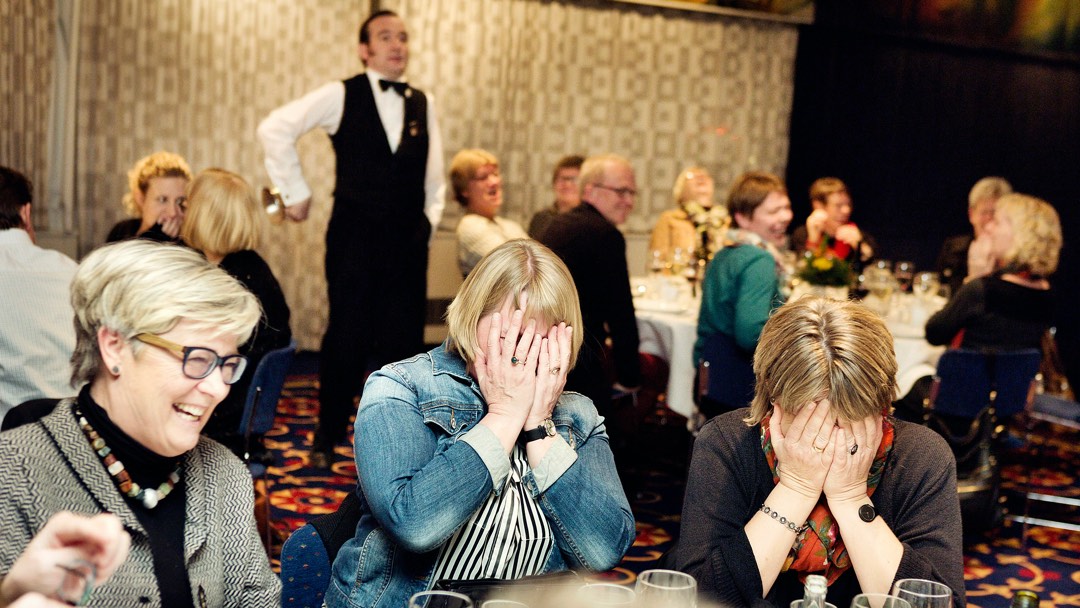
[
  {"xmin": 257, "ymin": 69, "xmax": 446, "ymax": 231},
  {"xmin": 456, "ymin": 214, "xmax": 529, "ymax": 276},
  {"xmin": 0, "ymin": 229, "xmax": 78, "ymax": 424}
]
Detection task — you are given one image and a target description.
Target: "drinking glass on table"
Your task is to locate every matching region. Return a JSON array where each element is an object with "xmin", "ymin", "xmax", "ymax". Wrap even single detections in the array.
[
  {"xmin": 482, "ymin": 601, "xmax": 530, "ymax": 608},
  {"xmin": 863, "ymin": 266, "xmax": 896, "ymax": 316},
  {"xmin": 648, "ymin": 250, "xmax": 667, "ymax": 279},
  {"xmin": 636, "ymin": 569, "xmax": 697, "ymax": 607},
  {"xmin": 671, "ymin": 248, "xmax": 688, "ymax": 276},
  {"xmin": 577, "ymin": 583, "xmax": 636, "ymax": 606},
  {"xmin": 850, "ymin": 593, "xmax": 912, "ymax": 608},
  {"xmin": 891, "ymin": 579, "xmax": 952, "ymax": 608},
  {"xmin": 894, "ymin": 261, "xmax": 915, "ymax": 293},
  {"xmin": 790, "ymin": 601, "xmax": 837, "ymax": 608},
  {"xmin": 409, "ymin": 590, "xmax": 475, "ymax": 608},
  {"xmin": 912, "ymin": 272, "xmax": 940, "ymax": 302}
]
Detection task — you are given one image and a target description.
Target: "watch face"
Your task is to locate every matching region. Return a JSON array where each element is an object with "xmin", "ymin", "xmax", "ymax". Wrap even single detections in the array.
[
  {"xmin": 542, "ymin": 418, "xmax": 556, "ymax": 436},
  {"xmin": 858, "ymin": 503, "xmax": 877, "ymax": 522}
]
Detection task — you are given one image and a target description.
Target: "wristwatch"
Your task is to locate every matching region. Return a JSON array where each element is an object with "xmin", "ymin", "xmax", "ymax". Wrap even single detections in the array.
[
  {"xmin": 858, "ymin": 503, "xmax": 878, "ymax": 523},
  {"xmin": 521, "ymin": 418, "xmax": 556, "ymax": 443}
]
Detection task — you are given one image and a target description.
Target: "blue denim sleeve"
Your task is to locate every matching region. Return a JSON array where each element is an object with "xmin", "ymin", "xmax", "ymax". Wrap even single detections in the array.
[
  {"xmin": 353, "ymin": 368, "xmax": 497, "ymax": 554},
  {"xmin": 522, "ymin": 412, "xmax": 636, "ymax": 572}
]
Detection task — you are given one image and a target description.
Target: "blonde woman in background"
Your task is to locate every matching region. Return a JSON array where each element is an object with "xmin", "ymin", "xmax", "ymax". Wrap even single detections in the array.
[
  {"xmin": 451, "ymin": 148, "xmax": 529, "ymax": 276},
  {"xmin": 106, "ymin": 151, "xmax": 192, "ymax": 243},
  {"xmin": 649, "ymin": 166, "xmax": 727, "ymax": 261},
  {"xmin": 180, "ymin": 168, "xmax": 292, "ymax": 457}
]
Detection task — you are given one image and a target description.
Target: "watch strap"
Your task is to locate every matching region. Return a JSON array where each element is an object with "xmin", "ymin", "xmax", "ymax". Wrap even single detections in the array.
[{"xmin": 520, "ymin": 418, "xmax": 555, "ymax": 443}]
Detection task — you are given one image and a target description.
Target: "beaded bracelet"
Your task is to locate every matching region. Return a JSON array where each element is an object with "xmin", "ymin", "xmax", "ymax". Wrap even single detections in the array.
[{"xmin": 760, "ymin": 504, "xmax": 808, "ymax": 534}]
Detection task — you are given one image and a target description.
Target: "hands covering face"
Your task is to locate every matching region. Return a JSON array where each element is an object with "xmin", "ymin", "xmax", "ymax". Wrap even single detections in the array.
[
  {"xmin": 769, "ymin": 399, "xmax": 883, "ymax": 504},
  {"xmin": 473, "ymin": 293, "xmax": 573, "ymax": 431}
]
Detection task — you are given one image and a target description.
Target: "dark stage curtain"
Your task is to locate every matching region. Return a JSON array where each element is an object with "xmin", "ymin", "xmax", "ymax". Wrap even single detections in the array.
[{"xmin": 785, "ymin": 19, "xmax": 1080, "ymax": 388}]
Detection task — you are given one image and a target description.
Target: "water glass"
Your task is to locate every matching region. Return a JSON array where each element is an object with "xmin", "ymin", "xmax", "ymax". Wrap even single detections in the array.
[
  {"xmin": 482, "ymin": 601, "xmax": 530, "ymax": 608},
  {"xmin": 636, "ymin": 569, "xmax": 697, "ymax": 607},
  {"xmin": 890, "ymin": 579, "xmax": 952, "ymax": 608},
  {"xmin": 408, "ymin": 590, "xmax": 475, "ymax": 608},
  {"xmin": 850, "ymin": 593, "xmax": 912, "ymax": 608},
  {"xmin": 790, "ymin": 601, "xmax": 837, "ymax": 608},
  {"xmin": 577, "ymin": 583, "xmax": 636, "ymax": 606},
  {"xmin": 912, "ymin": 272, "xmax": 940, "ymax": 301}
]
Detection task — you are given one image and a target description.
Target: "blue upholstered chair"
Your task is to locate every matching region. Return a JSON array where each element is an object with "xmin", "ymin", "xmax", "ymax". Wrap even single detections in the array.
[{"xmin": 281, "ymin": 492, "xmax": 361, "ymax": 607}]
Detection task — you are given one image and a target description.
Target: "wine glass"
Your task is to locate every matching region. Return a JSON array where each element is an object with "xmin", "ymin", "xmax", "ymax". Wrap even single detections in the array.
[
  {"xmin": 850, "ymin": 593, "xmax": 912, "ymax": 608},
  {"xmin": 577, "ymin": 583, "xmax": 636, "ymax": 606},
  {"xmin": 912, "ymin": 272, "xmax": 940, "ymax": 302},
  {"xmin": 636, "ymin": 569, "xmax": 697, "ymax": 607},
  {"xmin": 648, "ymin": 250, "xmax": 667, "ymax": 279},
  {"xmin": 408, "ymin": 590, "xmax": 475, "ymax": 608},
  {"xmin": 481, "ymin": 601, "xmax": 530, "ymax": 608},
  {"xmin": 891, "ymin": 579, "xmax": 952, "ymax": 608},
  {"xmin": 894, "ymin": 261, "xmax": 915, "ymax": 293},
  {"xmin": 671, "ymin": 248, "xmax": 688, "ymax": 276},
  {"xmin": 790, "ymin": 601, "xmax": 837, "ymax": 608},
  {"xmin": 862, "ymin": 266, "xmax": 896, "ymax": 316}
]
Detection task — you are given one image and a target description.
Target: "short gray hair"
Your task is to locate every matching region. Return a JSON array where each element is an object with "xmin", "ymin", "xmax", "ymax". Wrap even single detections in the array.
[
  {"xmin": 69, "ymin": 240, "xmax": 261, "ymax": 386},
  {"xmin": 968, "ymin": 177, "xmax": 1012, "ymax": 208}
]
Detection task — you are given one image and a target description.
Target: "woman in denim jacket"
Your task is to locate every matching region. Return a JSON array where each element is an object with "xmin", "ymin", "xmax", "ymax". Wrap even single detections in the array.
[{"xmin": 325, "ymin": 239, "xmax": 636, "ymax": 608}]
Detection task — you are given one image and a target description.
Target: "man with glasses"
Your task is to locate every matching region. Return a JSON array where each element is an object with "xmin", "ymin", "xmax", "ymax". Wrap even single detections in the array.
[
  {"xmin": 539, "ymin": 154, "xmax": 641, "ymax": 413},
  {"xmin": 257, "ymin": 10, "xmax": 445, "ymax": 468}
]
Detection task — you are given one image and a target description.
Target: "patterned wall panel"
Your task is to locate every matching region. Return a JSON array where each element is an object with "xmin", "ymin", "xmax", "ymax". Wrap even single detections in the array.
[
  {"xmin": 11, "ymin": 0, "xmax": 796, "ymax": 349},
  {"xmin": 1, "ymin": 0, "xmax": 55, "ymax": 229}
]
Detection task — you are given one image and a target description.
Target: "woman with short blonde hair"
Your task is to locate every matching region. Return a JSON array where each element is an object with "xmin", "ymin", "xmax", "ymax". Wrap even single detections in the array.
[
  {"xmin": 179, "ymin": 168, "xmax": 291, "ymax": 456},
  {"xmin": 107, "ymin": 151, "xmax": 192, "ymax": 242},
  {"xmin": 450, "ymin": 148, "xmax": 529, "ymax": 276},
  {"xmin": 326, "ymin": 239, "xmax": 633, "ymax": 608},
  {"xmin": 667, "ymin": 296, "xmax": 965, "ymax": 608}
]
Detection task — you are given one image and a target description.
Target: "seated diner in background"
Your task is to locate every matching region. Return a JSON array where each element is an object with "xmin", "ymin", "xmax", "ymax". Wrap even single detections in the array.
[
  {"xmin": 325, "ymin": 239, "xmax": 635, "ymax": 608},
  {"xmin": 649, "ymin": 166, "xmax": 728, "ymax": 261},
  {"xmin": 791, "ymin": 177, "xmax": 876, "ymax": 265},
  {"xmin": 666, "ymin": 296, "xmax": 965, "ymax": 608},
  {"xmin": 695, "ymin": 171, "xmax": 793, "ymax": 419},
  {"xmin": 935, "ymin": 176, "xmax": 1012, "ymax": 298},
  {"xmin": 179, "ymin": 168, "xmax": 292, "ymax": 458},
  {"xmin": 527, "ymin": 154, "xmax": 584, "ymax": 239},
  {"xmin": 0, "ymin": 240, "xmax": 281, "ymax": 605},
  {"xmin": 452, "ymin": 148, "xmax": 529, "ymax": 276},
  {"xmin": 106, "ymin": 151, "xmax": 191, "ymax": 243}
]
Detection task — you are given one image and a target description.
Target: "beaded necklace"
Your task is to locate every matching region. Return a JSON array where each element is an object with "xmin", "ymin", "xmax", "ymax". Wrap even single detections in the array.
[{"xmin": 75, "ymin": 407, "xmax": 181, "ymax": 509}]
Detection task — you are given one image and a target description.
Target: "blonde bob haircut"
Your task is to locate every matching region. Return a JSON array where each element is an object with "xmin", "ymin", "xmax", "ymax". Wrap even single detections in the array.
[
  {"xmin": 449, "ymin": 148, "xmax": 499, "ymax": 206},
  {"xmin": 445, "ymin": 239, "xmax": 583, "ymax": 369},
  {"xmin": 122, "ymin": 151, "xmax": 192, "ymax": 216},
  {"xmin": 744, "ymin": 296, "xmax": 898, "ymax": 427},
  {"xmin": 69, "ymin": 240, "xmax": 261, "ymax": 387},
  {"xmin": 180, "ymin": 168, "xmax": 266, "ymax": 258},
  {"xmin": 995, "ymin": 193, "xmax": 1062, "ymax": 277},
  {"xmin": 672, "ymin": 166, "xmax": 710, "ymax": 207}
]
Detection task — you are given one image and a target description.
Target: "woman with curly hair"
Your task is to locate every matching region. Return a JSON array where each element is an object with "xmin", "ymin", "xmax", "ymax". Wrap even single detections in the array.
[{"xmin": 106, "ymin": 151, "xmax": 192, "ymax": 242}]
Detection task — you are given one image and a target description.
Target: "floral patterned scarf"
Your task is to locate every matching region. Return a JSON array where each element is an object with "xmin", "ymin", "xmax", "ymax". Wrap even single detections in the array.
[
  {"xmin": 722, "ymin": 228, "xmax": 794, "ymax": 298},
  {"xmin": 759, "ymin": 413, "xmax": 896, "ymax": 584}
]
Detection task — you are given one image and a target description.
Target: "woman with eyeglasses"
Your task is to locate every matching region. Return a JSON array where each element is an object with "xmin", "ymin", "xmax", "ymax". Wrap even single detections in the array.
[
  {"xmin": 451, "ymin": 148, "xmax": 528, "ymax": 277},
  {"xmin": 179, "ymin": 168, "xmax": 292, "ymax": 459},
  {"xmin": 0, "ymin": 240, "xmax": 281, "ymax": 606}
]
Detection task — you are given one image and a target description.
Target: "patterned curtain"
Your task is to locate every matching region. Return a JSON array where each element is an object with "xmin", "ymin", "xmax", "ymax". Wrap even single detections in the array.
[{"xmin": 9, "ymin": 0, "xmax": 797, "ymax": 349}]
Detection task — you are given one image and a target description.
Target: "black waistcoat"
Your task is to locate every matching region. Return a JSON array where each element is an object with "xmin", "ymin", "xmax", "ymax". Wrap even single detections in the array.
[{"xmin": 329, "ymin": 74, "xmax": 429, "ymax": 229}]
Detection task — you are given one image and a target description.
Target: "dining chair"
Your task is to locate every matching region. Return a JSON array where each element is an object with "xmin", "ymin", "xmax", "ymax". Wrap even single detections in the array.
[
  {"xmin": 921, "ymin": 348, "xmax": 1041, "ymax": 533},
  {"xmin": 1011, "ymin": 393, "xmax": 1080, "ymax": 539},
  {"xmin": 280, "ymin": 491, "xmax": 361, "ymax": 607},
  {"xmin": 695, "ymin": 332, "xmax": 755, "ymax": 419},
  {"xmin": 239, "ymin": 339, "xmax": 297, "ymax": 552}
]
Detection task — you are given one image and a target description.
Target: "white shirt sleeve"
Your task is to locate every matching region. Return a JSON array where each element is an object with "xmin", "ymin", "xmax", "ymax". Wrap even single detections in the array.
[
  {"xmin": 256, "ymin": 81, "xmax": 346, "ymax": 207},
  {"xmin": 424, "ymin": 93, "xmax": 447, "ymax": 232}
]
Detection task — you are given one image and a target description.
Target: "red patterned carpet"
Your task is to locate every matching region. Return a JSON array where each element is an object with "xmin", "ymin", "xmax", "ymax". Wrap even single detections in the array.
[{"xmin": 264, "ymin": 365, "xmax": 1080, "ymax": 606}]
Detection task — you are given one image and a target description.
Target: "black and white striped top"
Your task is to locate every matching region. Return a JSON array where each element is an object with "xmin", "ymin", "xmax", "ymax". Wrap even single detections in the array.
[{"xmin": 430, "ymin": 445, "xmax": 553, "ymax": 581}]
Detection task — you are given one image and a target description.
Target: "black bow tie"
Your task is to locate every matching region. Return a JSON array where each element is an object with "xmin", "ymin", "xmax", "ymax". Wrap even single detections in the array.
[{"xmin": 379, "ymin": 79, "xmax": 410, "ymax": 97}]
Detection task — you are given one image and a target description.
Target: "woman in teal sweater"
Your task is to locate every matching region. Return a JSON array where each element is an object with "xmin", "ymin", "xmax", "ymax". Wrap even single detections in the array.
[{"xmin": 696, "ymin": 172, "xmax": 794, "ymax": 418}]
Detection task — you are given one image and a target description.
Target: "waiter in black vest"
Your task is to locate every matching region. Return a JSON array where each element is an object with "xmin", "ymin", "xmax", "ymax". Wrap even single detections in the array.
[{"xmin": 258, "ymin": 10, "xmax": 445, "ymax": 468}]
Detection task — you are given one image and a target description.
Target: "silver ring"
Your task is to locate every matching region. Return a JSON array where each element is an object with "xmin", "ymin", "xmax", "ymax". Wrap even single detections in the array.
[
  {"xmin": 850, "ymin": 444, "xmax": 859, "ymax": 455},
  {"xmin": 510, "ymin": 356, "xmax": 520, "ymax": 366}
]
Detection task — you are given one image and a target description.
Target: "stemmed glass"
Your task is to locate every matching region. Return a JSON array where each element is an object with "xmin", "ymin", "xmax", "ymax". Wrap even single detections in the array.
[
  {"xmin": 890, "ymin": 579, "xmax": 952, "ymax": 608},
  {"xmin": 850, "ymin": 593, "xmax": 912, "ymax": 608},
  {"xmin": 636, "ymin": 569, "xmax": 697, "ymax": 608},
  {"xmin": 912, "ymin": 272, "xmax": 940, "ymax": 302},
  {"xmin": 408, "ymin": 590, "xmax": 475, "ymax": 608},
  {"xmin": 894, "ymin": 261, "xmax": 916, "ymax": 293}
]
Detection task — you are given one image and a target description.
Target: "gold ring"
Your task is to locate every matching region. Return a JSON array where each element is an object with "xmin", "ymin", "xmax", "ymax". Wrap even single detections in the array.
[
  {"xmin": 812, "ymin": 445, "xmax": 825, "ymax": 453},
  {"xmin": 549, "ymin": 367, "xmax": 561, "ymax": 375}
]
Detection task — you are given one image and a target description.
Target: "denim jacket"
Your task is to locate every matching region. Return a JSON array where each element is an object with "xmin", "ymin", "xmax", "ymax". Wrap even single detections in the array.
[{"xmin": 325, "ymin": 345, "xmax": 635, "ymax": 608}]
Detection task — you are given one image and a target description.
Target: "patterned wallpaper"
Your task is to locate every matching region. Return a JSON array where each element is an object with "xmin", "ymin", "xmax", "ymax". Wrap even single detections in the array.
[{"xmin": 7, "ymin": 0, "xmax": 797, "ymax": 349}]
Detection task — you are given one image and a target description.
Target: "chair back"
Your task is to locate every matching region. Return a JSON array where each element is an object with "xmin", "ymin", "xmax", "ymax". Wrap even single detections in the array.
[
  {"xmin": 280, "ymin": 491, "xmax": 362, "ymax": 607},
  {"xmin": 698, "ymin": 332, "xmax": 755, "ymax": 413},
  {"xmin": 929, "ymin": 348, "xmax": 1041, "ymax": 419},
  {"xmin": 239, "ymin": 340, "xmax": 297, "ymax": 441}
]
